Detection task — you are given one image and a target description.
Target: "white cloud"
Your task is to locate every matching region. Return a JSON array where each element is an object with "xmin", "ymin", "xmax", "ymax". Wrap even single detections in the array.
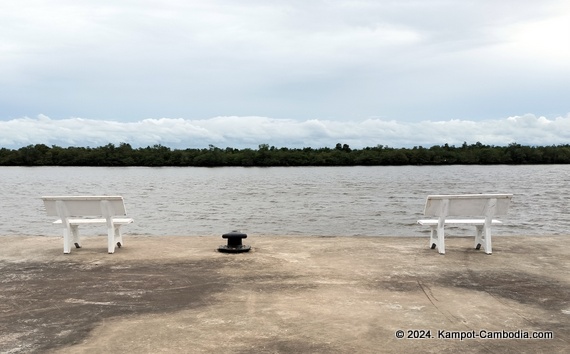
[
  {"xmin": 1, "ymin": 113, "xmax": 569, "ymax": 150},
  {"xmin": 501, "ymin": 7, "xmax": 570, "ymax": 69}
]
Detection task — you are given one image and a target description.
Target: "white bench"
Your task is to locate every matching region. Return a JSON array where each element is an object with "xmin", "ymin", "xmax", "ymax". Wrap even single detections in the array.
[
  {"xmin": 42, "ymin": 196, "xmax": 134, "ymax": 254},
  {"xmin": 417, "ymin": 194, "xmax": 513, "ymax": 255}
]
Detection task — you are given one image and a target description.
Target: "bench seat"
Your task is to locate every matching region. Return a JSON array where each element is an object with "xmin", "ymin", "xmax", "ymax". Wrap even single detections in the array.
[
  {"xmin": 417, "ymin": 219, "xmax": 502, "ymax": 226},
  {"xmin": 53, "ymin": 218, "xmax": 134, "ymax": 225}
]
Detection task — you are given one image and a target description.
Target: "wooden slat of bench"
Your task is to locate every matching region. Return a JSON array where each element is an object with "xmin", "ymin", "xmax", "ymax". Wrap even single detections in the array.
[
  {"xmin": 423, "ymin": 194, "xmax": 513, "ymax": 219},
  {"xmin": 42, "ymin": 196, "xmax": 128, "ymax": 218},
  {"xmin": 53, "ymin": 218, "xmax": 134, "ymax": 225},
  {"xmin": 417, "ymin": 219, "xmax": 503, "ymax": 226}
]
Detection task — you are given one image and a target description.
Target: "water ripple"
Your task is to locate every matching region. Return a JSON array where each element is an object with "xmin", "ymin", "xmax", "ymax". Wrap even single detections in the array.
[{"xmin": 1, "ymin": 165, "xmax": 568, "ymax": 237}]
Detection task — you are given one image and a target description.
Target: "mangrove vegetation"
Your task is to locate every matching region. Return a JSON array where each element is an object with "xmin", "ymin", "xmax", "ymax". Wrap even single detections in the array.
[{"xmin": 1, "ymin": 142, "xmax": 570, "ymax": 167}]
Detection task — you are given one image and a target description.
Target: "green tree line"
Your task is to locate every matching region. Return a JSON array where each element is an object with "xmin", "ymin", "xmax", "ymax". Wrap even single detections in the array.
[{"xmin": 1, "ymin": 142, "xmax": 570, "ymax": 167}]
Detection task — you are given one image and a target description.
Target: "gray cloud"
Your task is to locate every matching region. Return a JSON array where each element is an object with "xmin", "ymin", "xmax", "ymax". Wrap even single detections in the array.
[
  {"xmin": 1, "ymin": 1, "xmax": 569, "ymax": 121},
  {"xmin": 1, "ymin": 113, "xmax": 569, "ymax": 149}
]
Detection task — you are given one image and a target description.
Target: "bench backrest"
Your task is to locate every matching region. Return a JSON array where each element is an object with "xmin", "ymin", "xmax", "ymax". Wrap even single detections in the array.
[
  {"xmin": 42, "ymin": 196, "xmax": 128, "ymax": 218},
  {"xmin": 423, "ymin": 194, "xmax": 512, "ymax": 217}
]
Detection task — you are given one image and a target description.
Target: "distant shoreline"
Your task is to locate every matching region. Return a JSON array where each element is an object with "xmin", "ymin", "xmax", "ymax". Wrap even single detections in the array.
[{"xmin": 2, "ymin": 142, "xmax": 570, "ymax": 166}]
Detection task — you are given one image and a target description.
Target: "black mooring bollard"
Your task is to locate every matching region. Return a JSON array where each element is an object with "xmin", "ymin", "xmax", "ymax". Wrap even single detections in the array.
[{"xmin": 218, "ymin": 231, "xmax": 251, "ymax": 253}]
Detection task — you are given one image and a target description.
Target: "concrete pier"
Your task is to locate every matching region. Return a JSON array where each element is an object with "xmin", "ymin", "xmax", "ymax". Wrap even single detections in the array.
[{"xmin": 1, "ymin": 235, "xmax": 569, "ymax": 353}]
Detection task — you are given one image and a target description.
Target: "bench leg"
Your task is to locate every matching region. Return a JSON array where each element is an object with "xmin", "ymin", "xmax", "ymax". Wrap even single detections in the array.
[
  {"xmin": 114, "ymin": 225, "xmax": 123, "ymax": 249},
  {"xmin": 107, "ymin": 224, "xmax": 125, "ymax": 253},
  {"xmin": 474, "ymin": 226, "xmax": 483, "ymax": 250},
  {"xmin": 107, "ymin": 224, "xmax": 116, "ymax": 254},
  {"xmin": 483, "ymin": 226, "xmax": 492, "ymax": 255},
  {"xmin": 429, "ymin": 227, "xmax": 437, "ymax": 250},
  {"xmin": 62, "ymin": 227, "xmax": 72, "ymax": 254},
  {"xmin": 436, "ymin": 224, "xmax": 445, "ymax": 254},
  {"xmin": 474, "ymin": 225, "xmax": 493, "ymax": 254},
  {"xmin": 71, "ymin": 225, "xmax": 81, "ymax": 249},
  {"xmin": 429, "ymin": 225, "xmax": 445, "ymax": 254}
]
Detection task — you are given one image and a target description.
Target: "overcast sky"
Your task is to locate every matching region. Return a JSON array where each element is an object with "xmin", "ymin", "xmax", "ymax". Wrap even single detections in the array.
[{"xmin": 1, "ymin": 0, "xmax": 569, "ymax": 149}]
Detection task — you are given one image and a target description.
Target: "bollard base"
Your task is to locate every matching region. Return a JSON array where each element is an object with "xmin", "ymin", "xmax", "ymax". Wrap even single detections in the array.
[{"xmin": 218, "ymin": 245, "xmax": 251, "ymax": 253}]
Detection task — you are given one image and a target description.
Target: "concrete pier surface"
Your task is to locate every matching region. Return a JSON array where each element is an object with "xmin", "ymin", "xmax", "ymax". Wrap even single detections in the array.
[{"xmin": 1, "ymin": 235, "xmax": 569, "ymax": 353}]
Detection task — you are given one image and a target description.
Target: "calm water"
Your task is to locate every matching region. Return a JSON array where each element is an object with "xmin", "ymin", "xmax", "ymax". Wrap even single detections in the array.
[{"xmin": 1, "ymin": 165, "xmax": 569, "ymax": 237}]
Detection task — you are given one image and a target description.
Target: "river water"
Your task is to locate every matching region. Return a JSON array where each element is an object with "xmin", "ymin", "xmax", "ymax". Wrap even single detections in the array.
[{"xmin": 0, "ymin": 165, "xmax": 569, "ymax": 237}]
